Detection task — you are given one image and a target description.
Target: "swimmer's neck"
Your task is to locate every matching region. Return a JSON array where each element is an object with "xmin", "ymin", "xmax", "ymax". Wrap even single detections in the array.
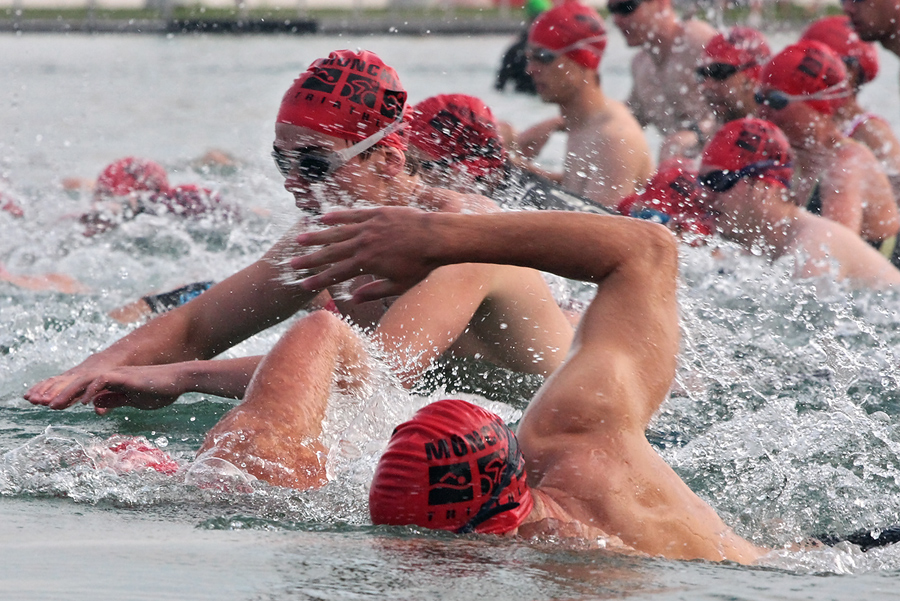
[{"xmin": 559, "ymin": 86, "xmax": 609, "ymax": 129}]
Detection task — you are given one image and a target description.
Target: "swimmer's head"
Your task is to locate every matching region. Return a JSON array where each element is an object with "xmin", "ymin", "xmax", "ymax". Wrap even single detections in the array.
[
  {"xmin": 408, "ymin": 94, "xmax": 506, "ymax": 181},
  {"xmin": 370, "ymin": 399, "xmax": 534, "ymax": 535},
  {"xmin": 801, "ymin": 16, "xmax": 879, "ymax": 88},
  {"xmin": 618, "ymin": 160, "xmax": 711, "ymax": 236},
  {"xmin": 154, "ymin": 184, "xmax": 229, "ymax": 218},
  {"xmin": 94, "ymin": 157, "xmax": 170, "ymax": 201},
  {"xmin": 528, "ymin": 2, "xmax": 608, "ymax": 70},
  {"xmin": 700, "ymin": 27, "xmax": 771, "ymax": 82},
  {"xmin": 759, "ymin": 40, "xmax": 850, "ymax": 116},
  {"xmin": 700, "ymin": 118, "xmax": 793, "ymax": 190},
  {"xmin": 276, "ymin": 49, "xmax": 408, "ymax": 152}
]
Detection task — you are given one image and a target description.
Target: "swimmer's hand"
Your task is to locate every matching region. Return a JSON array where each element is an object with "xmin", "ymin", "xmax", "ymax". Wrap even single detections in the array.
[
  {"xmin": 292, "ymin": 207, "xmax": 442, "ymax": 303},
  {"xmin": 25, "ymin": 363, "xmax": 182, "ymax": 414}
]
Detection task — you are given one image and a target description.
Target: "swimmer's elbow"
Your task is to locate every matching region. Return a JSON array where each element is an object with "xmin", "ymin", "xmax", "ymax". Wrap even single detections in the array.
[{"xmin": 631, "ymin": 222, "xmax": 678, "ymax": 275}]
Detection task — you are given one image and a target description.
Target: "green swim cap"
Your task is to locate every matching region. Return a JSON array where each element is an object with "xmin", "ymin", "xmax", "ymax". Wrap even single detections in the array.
[{"xmin": 525, "ymin": 0, "xmax": 551, "ymax": 19}]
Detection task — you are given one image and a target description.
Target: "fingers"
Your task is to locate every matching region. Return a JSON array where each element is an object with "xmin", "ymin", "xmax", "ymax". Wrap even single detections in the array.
[
  {"xmin": 299, "ymin": 259, "xmax": 370, "ymax": 292},
  {"xmin": 290, "ymin": 238, "xmax": 359, "ymax": 272}
]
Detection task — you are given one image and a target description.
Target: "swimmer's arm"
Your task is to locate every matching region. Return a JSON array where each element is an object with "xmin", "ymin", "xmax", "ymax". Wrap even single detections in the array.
[
  {"xmin": 516, "ymin": 117, "xmax": 565, "ymax": 160},
  {"xmin": 26, "ymin": 253, "xmax": 315, "ymax": 410},
  {"xmin": 820, "ymin": 154, "xmax": 868, "ymax": 234},
  {"xmin": 84, "ymin": 356, "xmax": 262, "ymax": 414},
  {"xmin": 372, "ymin": 263, "xmax": 499, "ymax": 387}
]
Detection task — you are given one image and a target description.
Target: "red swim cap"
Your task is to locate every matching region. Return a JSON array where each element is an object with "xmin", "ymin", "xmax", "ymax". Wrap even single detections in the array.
[
  {"xmin": 528, "ymin": 2, "xmax": 607, "ymax": 70},
  {"xmin": 152, "ymin": 184, "xmax": 230, "ymax": 218},
  {"xmin": 801, "ymin": 16, "xmax": 879, "ymax": 86},
  {"xmin": 760, "ymin": 40, "xmax": 850, "ymax": 115},
  {"xmin": 277, "ymin": 49, "xmax": 408, "ymax": 152},
  {"xmin": 95, "ymin": 157, "xmax": 169, "ymax": 200},
  {"xmin": 409, "ymin": 94, "xmax": 506, "ymax": 179},
  {"xmin": 704, "ymin": 26, "xmax": 771, "ymax": 81},
  {"xmin": 370, "ymin": 399, "xmax": 533, "ymax": 535},
  {"xmin": 617, "ymin": 161, "xmax": 711, "ymax": 236},
  {"xmin": 701, "ymin": 118, "xmax": 793, "ymax": 188}
]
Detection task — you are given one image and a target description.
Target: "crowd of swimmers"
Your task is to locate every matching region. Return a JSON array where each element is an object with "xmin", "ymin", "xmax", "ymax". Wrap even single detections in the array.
[{"xmin": 15, "ymin": 0, "xmax": 900, "ymax": 564}]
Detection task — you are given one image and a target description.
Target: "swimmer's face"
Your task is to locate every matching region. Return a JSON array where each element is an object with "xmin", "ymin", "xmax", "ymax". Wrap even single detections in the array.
[
  {"xmin": 611, "ymin": 0, "xmax": 658, "ymax": 47},
  {"xmin": 754, "ymin": 89, "xmax": 820, "ymax": 143},
  {"xmin": 697, "ymin": 165, "xmax": 768, "ymax": 240},
  {"xmin": 408, "ymin": 145, "xmax": 478, "ymax": 194},
  {"xmin": 526, "ymin": 54, "xmax": 588, "ymax": 103},
  {"xmin": 842, "ymin": 0, "xmax": 900, "ymax": 43},
  {"xmin": 701, "ymin": 71, "xmax": 757, "ymax": 122},
  {"xmin": 273, "ymin": 123, "xmax": 379, "ymax": 213}
]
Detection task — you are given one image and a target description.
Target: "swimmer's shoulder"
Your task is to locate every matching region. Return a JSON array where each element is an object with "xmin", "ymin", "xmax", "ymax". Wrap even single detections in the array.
[
  {"xmin": 682, "ymin": 18, "xmax": 717, "ymax": 49},
  {"xmin": 520, "ymin": 489, "xmax": 634, "ymax": 551}
]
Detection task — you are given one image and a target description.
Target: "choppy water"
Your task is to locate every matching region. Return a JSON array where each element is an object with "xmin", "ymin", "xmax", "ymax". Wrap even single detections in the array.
[{"xmin": 3, "ymin": 27, "xmax": 900, "ymax": 600}]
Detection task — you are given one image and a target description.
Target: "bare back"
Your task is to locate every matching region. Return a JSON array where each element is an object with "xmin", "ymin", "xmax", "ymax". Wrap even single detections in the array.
[
  {"xmin": 789, "ymin": 211, "xmax": 900, "ymax": 287},
  {"xmin": 562, "ymin": 99, "xmax": 654, "ymax": 208}
]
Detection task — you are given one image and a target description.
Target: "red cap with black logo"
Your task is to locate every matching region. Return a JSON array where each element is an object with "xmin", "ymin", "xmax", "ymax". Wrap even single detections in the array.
[
  {"xmin": 617, "ymin": 160, "xmax": 711, "ymax": 236},
  {"xmin": 409, "ymin": 94, "xmax": 506, "ymax": 179},
  {"xmin": 277, "ymin": 49, "xmax": 408, "ymax": 152},
  {"xmin": 801, "ymin": 15, "xmax": 879, "ymax": 85},
  {"xmin": 760, "ymin": 40, "xmax": 849, "ymax": 115},
  {"xmin": 701, "ymin": 118, "xmax": 794, "ymax": 188},
  {"xmin": 528, "ymin": 1, "xmax": 607, "ymax": 70},
  {"xmin": 369, "ymin": 399, "xmax": 533, "ymax": 535}
]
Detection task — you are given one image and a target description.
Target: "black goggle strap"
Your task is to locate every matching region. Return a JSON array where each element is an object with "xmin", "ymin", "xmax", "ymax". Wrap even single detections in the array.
[
  {"xmin": 455, "ymin": 425, "xmax": 523, "ymax": 534},
  {"xmin": 756, "ymin": 80, "xmax": 852, "ymax": 106}
]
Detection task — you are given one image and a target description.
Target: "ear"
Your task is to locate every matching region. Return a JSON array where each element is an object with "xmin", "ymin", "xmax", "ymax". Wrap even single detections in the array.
[{"xmin": 378, "ymin": 146, "xmax": 407, "ymax": 178}]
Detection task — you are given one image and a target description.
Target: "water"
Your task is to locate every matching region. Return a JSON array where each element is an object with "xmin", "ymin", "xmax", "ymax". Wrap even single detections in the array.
[{"xmin": 2, "ymin": 28, "xmax": 900, "ymax": 600}]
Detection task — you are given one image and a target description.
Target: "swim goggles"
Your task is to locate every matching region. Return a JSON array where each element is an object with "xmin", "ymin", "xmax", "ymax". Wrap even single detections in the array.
[
  {"xmin": 753, "ymin": 81, "xmax": 851, "ymax": 111},
  {"xmin": 696, "ymin": 62, "xmax": 754, "ymax": 81},
  {"xmin": 526, "ymin": 34, "xmax": 607, "ymax": 65},
  {"xmin": 697, "ymin": 160, "xmax": 791, "ymax": 193},
  {"xmin": 272, "ymin": 116, "xmax": 406, "ymax": 182},
  {"xmin": 607, "ymin": 0, "xmax": 647, "ymax": 16}
]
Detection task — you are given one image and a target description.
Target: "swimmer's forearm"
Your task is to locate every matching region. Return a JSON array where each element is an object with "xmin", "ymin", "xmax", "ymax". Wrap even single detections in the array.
[
  {"xmin": 425, "ymin": 211, "xmax": 672, "ymax": 284},
  {"xmin": 175, "ymin": 356, "xmax": 261, "ymax": 399}
]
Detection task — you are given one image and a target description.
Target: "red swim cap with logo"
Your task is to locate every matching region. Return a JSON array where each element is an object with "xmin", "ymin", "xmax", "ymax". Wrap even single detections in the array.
[
  {"xmin": 701, "ymin": 118, "xmax": 794, "ymax": 189},
  {"xmin": 760, "ymin": 40, "xmax": 850, "ymax": 115},
  {"xmin": 617, "ymin": 161, "xmax": 711, "ymax": 236},
  {"xmin": 528, "ymin": 1, "xmax": 607, "ymax": 70},
  {"xmin": 409, "ymin": 94, "xmax": 506, "ymax": 179},
  {"xmin": 95, "ymin": 157, "xmax": 169, "ymax": 200},
  {"xmin": 277, "ymin": 49, "xmax": 408, "ymax": 152},
  {"xmin": 370, "ymin": 399, "xmax": 533, "ymax": 535},
  {"xmin": 704, "ymin": 26, "xmax": 772, "ymax": 81},
  {"xmin": 801, "ymin": 16, "xmax": 879, "ymax": 86}
]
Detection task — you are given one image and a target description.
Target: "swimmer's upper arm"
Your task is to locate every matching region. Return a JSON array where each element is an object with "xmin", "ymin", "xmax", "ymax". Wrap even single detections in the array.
[
  {"xmin": 518, "ymin": 221, "xmax": 679, "ymax": 443},
  {"xmin": 374, "ymin": 262, "xmax": 497, "ymax": 386}
]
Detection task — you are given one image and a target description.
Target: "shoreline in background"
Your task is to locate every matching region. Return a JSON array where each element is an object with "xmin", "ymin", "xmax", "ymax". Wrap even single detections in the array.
[{"xmin": 0, "ymin": 3, "xmax": 842, "ymax": 35}]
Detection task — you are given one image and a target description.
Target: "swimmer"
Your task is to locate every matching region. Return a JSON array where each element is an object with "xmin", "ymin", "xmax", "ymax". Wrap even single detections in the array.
[
  {"xmin": 680, "ymin": 26, "xmax": 771, "ymax": 160},
  {"xmin": 76, "ymin": 157, "xmax": 235, "ymax": 236},
  {"xmin": 515, "ymin": 1, "xmax": 653, "ymax": 210},
  {"xmin": 609, "ymin": 0, "xmax": 717, "ymax": 158},
  {"xmin": 25, "ymin": 49, "xmax": 573, "ymax": 414},
  {"xmin": 698, "ymin": 118, "xmax": 900, "ymax": 287},
  {"xmin": 407, "ymin": 93, "xmax": 612, "ymax": 215},
  {"xmin": 801, "ymin": 16, "xmax": 900, "ymax": 207},
  {"xmin": 756, "ymin": 40, "xmax": 900, "ymax": 252},
  {"xmin": 842, "ymin": 0, "xmax": 900, "ymax": 64},
  {"xmin": 250, "ymin": 204, "xmax": 765, "ymax": 562}
]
